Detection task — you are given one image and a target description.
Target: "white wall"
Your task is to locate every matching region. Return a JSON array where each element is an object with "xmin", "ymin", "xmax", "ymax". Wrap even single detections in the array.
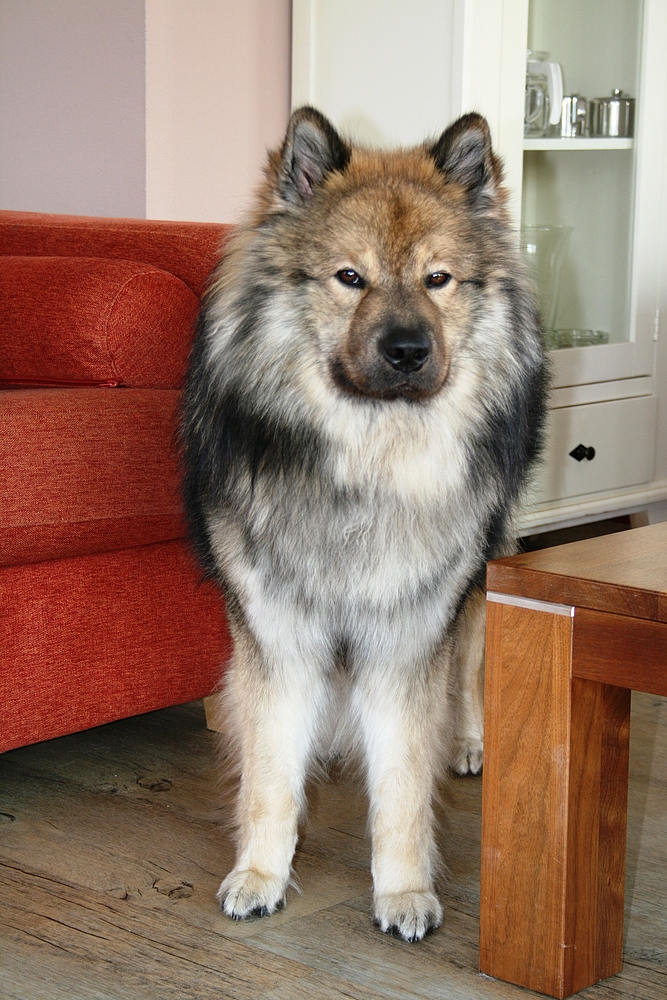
[
  {"xmin": 292, "ymin": 0, "xmax": 459, "ymax": 147},
  {"xmin": 0, "ymin": 0, "xmax": 146, "ymax": 217},
  {"xmin": 146, "ymin": 0, "xmax": 292, "ymax": 223}
]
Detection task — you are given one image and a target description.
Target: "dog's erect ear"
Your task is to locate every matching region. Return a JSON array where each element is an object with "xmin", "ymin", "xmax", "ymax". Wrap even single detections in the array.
[
  {"xmin": 278, "ymin": 106, "xmax": 351, "ymax": 204},
  {"xmin": 430, "ymin": 113, "xmax": 502, "ymax": 203}
]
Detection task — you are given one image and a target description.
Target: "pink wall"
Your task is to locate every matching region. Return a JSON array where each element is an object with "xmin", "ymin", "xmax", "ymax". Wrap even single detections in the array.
[{"xmin": 146, "ymin": 0, "xmax": 292, "ymax": 223}]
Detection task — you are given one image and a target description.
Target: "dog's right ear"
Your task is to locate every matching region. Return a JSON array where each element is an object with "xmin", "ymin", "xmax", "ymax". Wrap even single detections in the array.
[{"xmin": 277, "ymin": 107, "xmax": 351, "ymax": 205}]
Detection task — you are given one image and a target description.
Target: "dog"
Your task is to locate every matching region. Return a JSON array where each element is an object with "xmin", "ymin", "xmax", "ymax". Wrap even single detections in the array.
[{"xmin": 181, "ymin": 106, "xmax": 547, "ymax": 942}]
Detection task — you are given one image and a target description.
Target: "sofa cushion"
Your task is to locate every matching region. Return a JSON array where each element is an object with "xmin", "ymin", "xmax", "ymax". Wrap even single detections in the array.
[
  {"xmin": 0, "ymin": 256, "xmax": 200, "ymax": 389},
  {"xmin": 0, "ymin": 387, "xmax": 186, "ymax": 567}
]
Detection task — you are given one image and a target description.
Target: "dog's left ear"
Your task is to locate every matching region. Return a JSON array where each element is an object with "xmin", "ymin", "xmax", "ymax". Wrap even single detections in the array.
[
  {"xmin": 277, "ymin": 106, "xmax": 351, "ymax": 205},
  {"xmin": 430, "ymin": 113, "xmax": 503, "ymax": 204}
]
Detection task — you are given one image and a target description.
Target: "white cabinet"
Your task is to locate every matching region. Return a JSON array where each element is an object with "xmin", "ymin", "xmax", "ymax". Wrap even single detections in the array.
[{"xmin": 292, "ymin": 0, "xmax": 667, "ymax": 530}]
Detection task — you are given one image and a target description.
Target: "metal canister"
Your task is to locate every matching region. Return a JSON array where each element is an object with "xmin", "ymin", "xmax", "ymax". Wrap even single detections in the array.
[
  {"xmin": 558, "ymin": 94, "xmax": 587, "ymax": 137},
  {"xmin": 589, "ymin": 89, "xmax": 635, "ymax": 137}
]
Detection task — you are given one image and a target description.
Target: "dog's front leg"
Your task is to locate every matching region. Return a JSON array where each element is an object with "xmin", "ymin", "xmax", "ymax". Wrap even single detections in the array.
[
  {"xmin": 218, "ymin": 631, "xmax": 328, "ymax": 920},
  {"xmin": 354, "ymin": 665, "xmax": 448, "ymax": 941}
]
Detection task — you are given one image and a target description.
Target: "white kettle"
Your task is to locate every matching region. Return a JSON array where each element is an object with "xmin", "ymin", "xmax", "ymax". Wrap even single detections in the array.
[{"xmin": 525, "ymin": 51, "xmax": 563, "ymax": 136}]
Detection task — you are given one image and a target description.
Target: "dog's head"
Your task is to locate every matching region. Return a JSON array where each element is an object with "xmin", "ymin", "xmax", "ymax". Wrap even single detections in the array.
[{"xmin": 256, "ymin": 107, "xmax": 510, "ymax": 404}]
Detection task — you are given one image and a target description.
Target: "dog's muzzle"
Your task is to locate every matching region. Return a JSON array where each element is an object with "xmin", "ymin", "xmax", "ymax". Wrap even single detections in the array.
[{"xmin": 332, "ymin": 309, "xmax": 447, "ymax": 401}]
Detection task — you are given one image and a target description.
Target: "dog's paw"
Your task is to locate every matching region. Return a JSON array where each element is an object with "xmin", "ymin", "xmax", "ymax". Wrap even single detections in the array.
[
  {"xmin": 373, "ymin": 890, "xmax": 443, "ymax": 942},
  {"xmin": 451, "ymin": 737, "xmax": 483, "ymax": 776},
  {"xmin": 216, "ymin": 868, "xmax": 287, "ymax": 920}
]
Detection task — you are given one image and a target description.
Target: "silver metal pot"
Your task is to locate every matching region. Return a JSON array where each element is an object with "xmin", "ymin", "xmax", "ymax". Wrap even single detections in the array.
[{"xmin": 589, "ymin": 89, "xmax": 635, "ymax": 137}]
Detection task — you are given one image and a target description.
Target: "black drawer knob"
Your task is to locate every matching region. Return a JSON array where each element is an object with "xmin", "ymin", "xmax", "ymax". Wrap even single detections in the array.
[{"xmin": 569, "ymin": 443, "xmax": 596, "ymax": 462}]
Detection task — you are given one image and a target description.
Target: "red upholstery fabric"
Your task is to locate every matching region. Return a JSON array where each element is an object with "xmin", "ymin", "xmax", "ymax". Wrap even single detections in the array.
[
  {"xmin": 0, "ymin": 540, "xmax": 231, "ymax": 753},
  {"xmin": 1, "ymin": 387, "xmax": 185, "ymax": 567},
  {"xmin": 0, "ymin": 257, "xmax": 199, "ymax": 388},
  {"xmin": 0, "ymin": 211, "xmax": 231, "ymax": 298}
]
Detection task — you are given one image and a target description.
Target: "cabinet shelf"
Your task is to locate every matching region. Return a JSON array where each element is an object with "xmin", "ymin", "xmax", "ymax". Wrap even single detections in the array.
[{"xmin": 523, "ymin": 137, "xmax": 634, "ymax": 151}]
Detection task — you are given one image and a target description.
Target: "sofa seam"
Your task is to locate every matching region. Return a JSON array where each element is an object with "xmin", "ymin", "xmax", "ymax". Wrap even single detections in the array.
[{"xmin": 103, "ymin": 266, "xmax": 160, "ymax": 382}]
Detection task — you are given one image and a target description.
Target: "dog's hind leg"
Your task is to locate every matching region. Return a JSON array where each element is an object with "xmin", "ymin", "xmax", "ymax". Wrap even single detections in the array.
[
  {"xmin": 449, "ymin": 587, "xmax": 486, "ymax": 775},
  {"xmin": 353, "ymin": 657, "xmax": 449, "ymax": 941},
  {"xmin": 217, "ymin": 629, "xmax": 329, "ymax": 920}
]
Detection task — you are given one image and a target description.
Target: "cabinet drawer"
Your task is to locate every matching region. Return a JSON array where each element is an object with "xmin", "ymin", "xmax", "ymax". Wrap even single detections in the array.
[{"xmin": 533, "ymin": 395, "xmax": 657, "ymax": 504}]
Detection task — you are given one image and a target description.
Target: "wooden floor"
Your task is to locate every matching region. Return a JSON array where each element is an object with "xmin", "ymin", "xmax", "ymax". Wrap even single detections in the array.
[{"xmin": 0, "ymin": 693, "xmax": 665, "ymax": 1000}]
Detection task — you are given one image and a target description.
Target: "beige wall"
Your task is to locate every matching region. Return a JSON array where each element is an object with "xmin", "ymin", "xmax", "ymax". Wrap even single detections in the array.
[{"xmin": 146, "ymin": 0, "xmax": 292, "ymax": 223}]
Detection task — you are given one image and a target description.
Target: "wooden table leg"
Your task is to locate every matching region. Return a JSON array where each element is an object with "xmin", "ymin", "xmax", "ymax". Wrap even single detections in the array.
[{"xmin": 479, "ymin": 593, "xmax": 631, "ymax": 999}]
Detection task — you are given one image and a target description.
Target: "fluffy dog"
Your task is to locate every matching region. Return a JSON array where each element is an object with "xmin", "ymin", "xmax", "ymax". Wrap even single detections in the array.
[{"xmin": 181, "ymin": 107, "xmax": 547, "ymax": 941}]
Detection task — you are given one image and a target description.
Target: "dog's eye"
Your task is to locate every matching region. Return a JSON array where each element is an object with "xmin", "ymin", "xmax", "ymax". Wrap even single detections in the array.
[
  {"xmin": 425, "ymin": 271, "xmax": 452, "ymax": 288},
  {"xmin": 337, "ymin": 268, "xmax": 366, "ymax": 289}
]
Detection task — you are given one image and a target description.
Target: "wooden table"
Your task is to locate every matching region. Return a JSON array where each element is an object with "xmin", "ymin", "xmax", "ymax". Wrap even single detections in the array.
[{"xmin": 479, "ymin": 522, "xmax": 667, "ymax": 999}]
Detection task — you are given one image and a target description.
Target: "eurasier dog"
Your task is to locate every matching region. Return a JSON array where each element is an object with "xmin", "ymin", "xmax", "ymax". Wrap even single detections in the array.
[{"xmin": 181, "ymin": 107, "xmax": 547, "ymax": 941}]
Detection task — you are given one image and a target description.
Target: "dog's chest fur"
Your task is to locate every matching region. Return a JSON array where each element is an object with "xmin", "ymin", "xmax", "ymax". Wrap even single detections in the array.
[{"xmin": 208, "ymin": 402, "xmax": 490, "ymax": 653}]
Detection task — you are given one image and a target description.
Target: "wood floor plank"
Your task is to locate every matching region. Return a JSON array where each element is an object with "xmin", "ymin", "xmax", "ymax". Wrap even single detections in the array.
[{"xmin": 258, "ymin": 967, "xmax": 391, "ymax": 1000}]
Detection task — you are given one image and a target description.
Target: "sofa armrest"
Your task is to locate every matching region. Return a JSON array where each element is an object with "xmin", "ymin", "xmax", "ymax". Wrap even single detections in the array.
[{"xmin": 0, "ymin": 256, "xmax": 201, "ymax": 389}]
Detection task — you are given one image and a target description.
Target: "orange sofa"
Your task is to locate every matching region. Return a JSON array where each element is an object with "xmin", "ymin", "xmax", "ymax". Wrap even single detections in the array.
[{"xmin": 0, "ymin": 210, "xmax": 233, "ymax": 753}]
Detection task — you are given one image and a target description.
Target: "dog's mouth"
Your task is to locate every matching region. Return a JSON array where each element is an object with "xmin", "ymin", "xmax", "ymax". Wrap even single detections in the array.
[{"xmin": 329, "ymin": 353, "xmax": 449, "ymax": 402}]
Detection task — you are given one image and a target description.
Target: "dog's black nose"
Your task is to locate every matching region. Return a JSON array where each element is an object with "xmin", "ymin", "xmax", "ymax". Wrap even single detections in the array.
[{"xmin": 380, "ymin": 328, "xmax": 431, "ymax": 373}]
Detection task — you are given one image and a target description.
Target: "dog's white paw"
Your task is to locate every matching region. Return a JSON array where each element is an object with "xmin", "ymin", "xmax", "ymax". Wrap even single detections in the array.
[
  {"xmin": 451, "ymin": 737, "xmax": 483, "ymax": 776},
  {"xmin": 374, "ymin": 890, "xmax": 443, "ymax": 942},
  {"xmin": 217, "ymin": 868, "xmax": 287, "ymax": 920}
]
